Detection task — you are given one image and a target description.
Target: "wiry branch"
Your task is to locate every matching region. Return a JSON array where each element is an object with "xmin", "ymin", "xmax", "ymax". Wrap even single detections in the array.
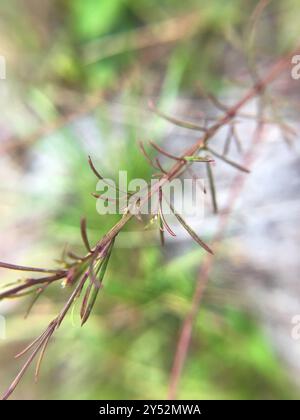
[{"xmin": 0, "ymin": 45, "xmax": 299, "ymax": 399}]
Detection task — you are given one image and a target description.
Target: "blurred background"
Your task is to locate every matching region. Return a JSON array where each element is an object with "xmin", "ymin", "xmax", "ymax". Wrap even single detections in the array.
[{"xmin": 0, "ymin": 0, "xmax": 300, "ymax": 400}]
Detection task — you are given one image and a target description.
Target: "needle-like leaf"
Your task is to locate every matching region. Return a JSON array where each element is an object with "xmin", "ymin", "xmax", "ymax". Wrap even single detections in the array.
[
  {"xmin": 155, "ymin": 158, "xmax": 168, "ymax": 175},
  {"xmin": 2, "ymin": 321, "xmax": 56, "ymax": 400},
  {"xmin": 80, "ymin": 218, "xmax": 92, "ymax": 253},
  {"xmin": 138, "ymin": 141, "xmax": 159, "ymax": 169},
  {"xmin": 0, "ymin": 262, "xmax": 64, "ymax": 274},
  {"xmin": 207, "ymin": 147, "xmax": 250, "ymax": 173},
  {"xmin": 0, "ymin": 272, "xmax": 66, "ymax": 301},
  {"xmin": 34, "ymin": 332, "xmax": 53, "ymax": 383},
  {"xmin": 81, "ymin": 240, "xmax": 115, "ymax": 326},
  {"xmin": 158, "ymin": 187, "xmax": 176, "ymax": 237},
  {"xmin": 24, "ymin": 285, "xmax": 48, "ymax": 319},
  {"xmin": 168, "ymin": 202, "xmax": 213, "ymax": 255},
  {"xmin": 206, "ymin": 161, "xmax": 218, "ymax": 214},
  {"xmin": 149, "ymin": 140, "xmax": 183, "ymax": 161},
  {"xmin": 80, "ymin": 282, "xmax": 92, "ymax": 320},
  {"xmin": 89, "ymin": 156, "xmax": 132, "ymax": 197},
  {"xmin": 148, "ymin": 101, "xmax": 207, "ymax": 132},
  {"xmin": 88, "ymin": 155, "xmax": 104, "ymax": 180},
  {"xmin": 158, "ymin": 215, "xmax": 165, "ymax": 247}
]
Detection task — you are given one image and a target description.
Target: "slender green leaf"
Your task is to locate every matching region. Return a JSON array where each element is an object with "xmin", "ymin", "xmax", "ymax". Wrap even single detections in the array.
[
  {"xmin": 81, "ymin": 240, "xmax": 114, "ymax": 326},
  {"xmin": 206, "ymin": 162, "xmax": 218, "ymax": 214}
]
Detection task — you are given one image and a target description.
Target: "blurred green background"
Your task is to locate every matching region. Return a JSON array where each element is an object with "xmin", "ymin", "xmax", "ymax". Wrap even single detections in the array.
[{"xmin": 0, "ymin": 0, "xmax": 299, "ymax": 400}]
